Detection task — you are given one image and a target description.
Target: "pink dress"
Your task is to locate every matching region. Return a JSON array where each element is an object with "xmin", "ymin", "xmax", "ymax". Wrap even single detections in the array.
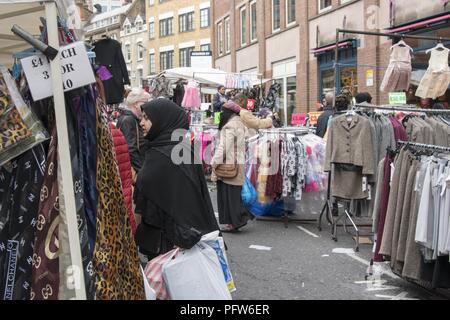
[{"xmin": 182, "ymin": 81, "xmax": 201, "ymax": 109}]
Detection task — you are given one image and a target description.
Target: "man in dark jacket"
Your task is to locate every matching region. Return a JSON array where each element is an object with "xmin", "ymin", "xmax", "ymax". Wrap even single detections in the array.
[
  {"xmin": 212, "ymin": 85, "xmax": 227, "ymax": 112},
  {"xmin": 315, "ymin": 92, "xmax": 334, "ymax": 138},
  {"xmin": 117, "ymin": 88, "xmax": 150, "ymax": 174}
]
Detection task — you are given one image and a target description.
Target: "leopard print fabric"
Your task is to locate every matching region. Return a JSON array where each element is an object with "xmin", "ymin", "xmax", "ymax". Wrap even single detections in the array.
[
  {"xmin": 0, "ymin": 108, "xmax": 33, "ymax": 151},
  {"xmin": 93, "ymin": 100, "xmax": 144, "ymax": 300}
]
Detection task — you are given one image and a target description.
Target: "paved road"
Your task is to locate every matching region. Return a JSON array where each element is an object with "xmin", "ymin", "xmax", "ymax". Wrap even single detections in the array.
[{"xmin": 209, "ymin": 185, "xmax": 447, "ymax": 300}]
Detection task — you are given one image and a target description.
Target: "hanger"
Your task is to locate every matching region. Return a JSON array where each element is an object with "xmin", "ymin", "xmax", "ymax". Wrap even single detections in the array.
[{"xmin": 426, "ymin": 40, "xmax": 448, "ymax": 53}]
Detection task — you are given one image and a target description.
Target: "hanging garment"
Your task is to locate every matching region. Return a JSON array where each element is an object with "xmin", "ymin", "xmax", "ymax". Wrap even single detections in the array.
[
  {"xmin": 109, "ymin": 123, "xmax": 136, "ymax": 234},
  {"xmin": 31, "ymin": 129, "xmax": 59, "ymax": 300},
  {"xmin": 94, "ymin": 101, "xmax": 144, "ymax": 300},
  {"xmin": 325, "ymin": 114, "xmax": 375, "ymax": 200},
  {"xmin": 0, "ymin": 145, "xmax": 46, "ymax": 300},
  {"xmin": 416, "ymin": 47, "xmax": 450, "ymax": 99},
  {"xmin": 0, "ymin": 66, "xmax": 49, "ymax": 167},
  {"xmin": 150, "ymin": 76, "xmax": 173, "ymax": 99},
  {"xmin": 93, "ymin": 39, "xmax": 130, "ymax": 104},
  {"xmin": 380, "ymin": 42, "xmax": 413, "ymax": 92},
  {"xmin": 182, "ymin": 81, "xmax": 201, "ymax": 109},
  {"xmin": 173, "ymin": 82, "xmax": 185, "ymax": 107}
]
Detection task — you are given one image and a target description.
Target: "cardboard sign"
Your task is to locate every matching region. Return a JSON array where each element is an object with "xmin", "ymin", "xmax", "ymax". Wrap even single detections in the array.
[
  {"xmin": 389, "ymin": 92, "xmax": 407, "ymax": 105},
  {"xmin": 366, "ymin": 69, "xmax": 374, "ymax": 87},
  {"xmin": 21, "ymin": 41, "xmax": 96, "ymax": 101},
  {"xmin": 214, "ymin": 112, "xmax": 221, "ymax": 125},
  {"xmin": 291, "ymin": 113, "xmax": 306, "ymax": 125},
  {"xmin": 308, "ymin": 111, "xmax": 323, "ymax": 126}
]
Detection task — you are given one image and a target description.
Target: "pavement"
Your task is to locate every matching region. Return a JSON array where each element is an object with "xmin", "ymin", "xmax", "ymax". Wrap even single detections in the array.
[{"xmin": 208, "ymin": 184, "xmax": 449, "ymax": 300}]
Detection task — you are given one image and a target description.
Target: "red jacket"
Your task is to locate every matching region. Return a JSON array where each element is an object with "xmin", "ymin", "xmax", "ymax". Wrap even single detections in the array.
[{"xmin": 109, "ymin": 122, "xmax": 137, "ymax": 234}]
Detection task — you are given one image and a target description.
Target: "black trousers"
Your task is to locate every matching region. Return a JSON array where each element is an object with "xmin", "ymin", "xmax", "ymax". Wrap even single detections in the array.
[{"xmin": 217, "ymin": 181, "xmax": 251, "ymax": 227}]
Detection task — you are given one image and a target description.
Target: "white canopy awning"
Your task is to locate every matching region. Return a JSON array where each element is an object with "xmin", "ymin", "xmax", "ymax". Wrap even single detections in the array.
[
  {"xmin": 158, "ymin": 67, "xmax": 267, "ymax": 88},
  {"xmin": 0, "ymin": 0, "xmax": 46, "ymax": 66}
]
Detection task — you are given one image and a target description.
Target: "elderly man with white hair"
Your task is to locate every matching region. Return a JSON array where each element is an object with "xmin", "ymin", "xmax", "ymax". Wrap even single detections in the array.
[{"xmin": 117, "ymin": 88, "xmax": 151, "ymax": 175}]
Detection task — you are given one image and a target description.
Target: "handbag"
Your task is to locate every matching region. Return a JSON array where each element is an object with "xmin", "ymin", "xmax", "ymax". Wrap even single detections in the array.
[
  {"xmin": 213, "ymin": 138, "xmax": 238, "ymax": 179},
  {"xmin": 213, "ymin": 164, "xmax": 238, "ymax": 179}
]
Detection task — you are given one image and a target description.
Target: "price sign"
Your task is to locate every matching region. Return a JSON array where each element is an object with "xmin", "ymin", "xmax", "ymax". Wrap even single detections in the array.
[
  {"xmin": 308, "ymin": 111, "xmax": 323, "ymax": 126},
  {"xmin": 389, "ymin": 92, "xmax": 407, "ymax": 105},
  {"xmin": 21, "ymin": 41, "xmax": 96, "ymax": 101},
  {"xmin": 214, "ymin": 112, "xmax": 221, "ymax": 125},
  {"xmin": 291, "ymin": 113, "xmax": 306, "ymax": 125}
]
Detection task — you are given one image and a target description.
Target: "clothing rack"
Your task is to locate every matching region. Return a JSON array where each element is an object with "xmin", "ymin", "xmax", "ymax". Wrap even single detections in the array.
[
  {"xmin": 353, "ymin": 103, "xmax": 450, "ymax": 114},
  {"xmin": 397, "ymin": 140, "xmax": 450, "ymax": 152},
  {"xmin": 252, "ymin": 127, "xmax": 318, "ymax": 228}
]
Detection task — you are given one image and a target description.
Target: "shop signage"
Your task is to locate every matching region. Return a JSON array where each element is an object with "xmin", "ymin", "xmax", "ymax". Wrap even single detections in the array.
[
  {"xmin": 214, "ymin": 112, "xmax": 221, "ymax": 124},
  {"xmin": 308, "ymin": 112, "xmax": 322, "ymax": 126},
  {"xmin": 291, "ymin": 113, "xmax": 306, "ymax": 125},
  {"xmin": 389, "ymin": 92, "xmax": 407, "ymax": 105},
  {"xmin": 191, "ymin": 51, "xmax": 212, "ymax": 69},
  {"xmin": 366, "ymin": 69, "xmax": 374, "ymax": 87},
  {"xmin": 247, "ymin": 99, "xmax": 256, "ymax": 111},
  {"xmin": 21, "ymin": 41, "xmax": 96, "ymax": 101}
]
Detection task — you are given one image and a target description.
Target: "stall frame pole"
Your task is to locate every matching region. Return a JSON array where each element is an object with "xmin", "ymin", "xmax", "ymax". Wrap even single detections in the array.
[{"xmin": 45, "ymin": 0, "xmax": 86, "ymax": 300}]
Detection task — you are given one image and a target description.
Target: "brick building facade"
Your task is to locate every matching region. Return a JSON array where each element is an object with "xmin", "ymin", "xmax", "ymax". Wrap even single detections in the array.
[{"xmin": 212, "ymin": 0, "xmax": 450, "ymax": 118}]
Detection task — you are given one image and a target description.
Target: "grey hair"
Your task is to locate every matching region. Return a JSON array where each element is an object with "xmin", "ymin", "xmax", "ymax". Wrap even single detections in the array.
[
  {"xmin": 325, "ymin": 92, "xmax": 335, "ymax": 106},
  {"xmin": 126, "ymin": 88, "xmax": 151, "ymax": 106}
]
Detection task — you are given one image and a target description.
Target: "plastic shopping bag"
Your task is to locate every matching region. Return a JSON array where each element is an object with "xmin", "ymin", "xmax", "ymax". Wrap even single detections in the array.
[
  {"xmin": 201, "ymin": 231, "xmax": 236, "ymax": 293},
  {"xmin": 144, "ymin": 248, "xmax": 180, "ymax": 300},
  {"xmin": 141, "ymin": 266, "xmax": 156, "ymax": 300},
  {"xmin": 241, "ymin": 177, "xmax": 257, "ymax": 206},
  {"xmin": 163, "ymin": 243, "xmax": 232, "ymax": 300}
]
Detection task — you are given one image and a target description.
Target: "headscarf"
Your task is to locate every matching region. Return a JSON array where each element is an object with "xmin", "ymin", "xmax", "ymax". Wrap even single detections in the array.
[
  {"xmin": 136, "ymin": 99, "xmax": 219, "ymax": 244},
  {"xmin": 219, "ymin": 101, "xmax": 241, "ymax": 130},
  {"xmin": 141, "ymin": 98, "xmax": 189, "ymax": 147}
]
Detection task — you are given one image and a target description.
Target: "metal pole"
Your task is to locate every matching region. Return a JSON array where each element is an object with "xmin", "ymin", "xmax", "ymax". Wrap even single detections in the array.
[
  {"xmin": 44, "ymin": 0, "xmax": 86, "ymax": 300},
  {"xmin": 337, "ymin": 28, "xmax": 450, "ymax": 42},
  {"xmin": 334, "ymin": 28, "xmax": 339, "ymax": 106}
]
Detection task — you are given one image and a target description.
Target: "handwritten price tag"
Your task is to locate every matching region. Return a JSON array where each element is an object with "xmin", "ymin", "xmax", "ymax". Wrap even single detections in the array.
[{"xmin": 291, "ymin": 113, "xmax": 306, "ymax": 125}]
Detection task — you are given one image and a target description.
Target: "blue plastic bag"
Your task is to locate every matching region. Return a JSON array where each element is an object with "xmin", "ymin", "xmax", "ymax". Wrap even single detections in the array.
[
  {"xmin": 246, "ymin": 200, "xmax": 284, "ymax": 217},
  {"xmin": 241, "ymin": 177, "xmax": 257, "ymax": 206}
]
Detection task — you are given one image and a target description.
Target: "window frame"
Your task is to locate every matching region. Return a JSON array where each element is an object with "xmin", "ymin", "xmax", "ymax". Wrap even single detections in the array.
[
  {"xmin": 250, "ymin": 1, "xmax": 257, "ymax": 42},
  {"xmin": 217, "ymin": 21, "xmax": 224, "ymax": 56},
  {"xmin": 318, "ymin": 0, "xmax": 332, "ymax": 14},
  {"xmin": 225, "ymin": 17, "xmax": 231, "ymax": 54},
  {"xmin": 286, "ymin": 0, "xmax": 296, "ymax": 26},
  {"xmin": 149, "ymin": 21, "xmax": 155, "ymax": 39},
  {"xmin": 137, "ymin": 42, "xmax": 144, "ymax": 61},
  {"xmin": 240, "ymin": 6, "xmax": 247, "ymax": 47},
  {"xmin": 149, "ymin": 53, "xmax": 156, "ymax": 74},
  {"xmin": 160, "ymin": 50, "xmax": 174, "ymax": 71},
  {"xmin": 159, "ymin": 17, "xmax": 173, "ymax": 37},
  {"xmin": 200, "ymin": 8, "xmax": 210, "ymax": 28},
  {"xmin": 272, "ymin": 0, "xmax": 281, "ymax": 32},
  {"xmin": 179, "ymin": 47, "xmax": 195, "ymax": 67},
  {"xmin": 125, "ymin": 44, "xmax": 131, "ymax": 62}
]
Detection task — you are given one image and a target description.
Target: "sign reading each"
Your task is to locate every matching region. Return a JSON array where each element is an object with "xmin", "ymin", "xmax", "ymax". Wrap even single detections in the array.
[
  {"xmin": 291, "ymin": 113, "xmax": 306, "ymax": 125},
  {"xmin": 21, "ymin": 41, "xmax": 96, "ymax": 101},
  {"xmin": 389, "ymin": 92, "xmax": 407, "ymax": 105},
  {"xmin": 308, "ymin": 111, "xmax": 323, "ymax": 126},
  {"xmin": 214, "ymin": 112, "xmax": 221, "ymax": 125}
]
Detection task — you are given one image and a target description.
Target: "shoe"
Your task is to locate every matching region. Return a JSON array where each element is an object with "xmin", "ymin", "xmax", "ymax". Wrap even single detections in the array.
[
  {"xmin": 220, "ymin": 224, "xmax": 238, "ymax": 233},
  {"xmin": 234, "ymin": 221, "xmax": 247, "ymax": 231}
]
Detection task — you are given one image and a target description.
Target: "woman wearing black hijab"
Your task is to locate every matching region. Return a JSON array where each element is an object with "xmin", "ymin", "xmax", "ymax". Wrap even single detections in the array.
[{"xmin": 134, "ymin": 98, "xmax": 219, "ymax": 260}]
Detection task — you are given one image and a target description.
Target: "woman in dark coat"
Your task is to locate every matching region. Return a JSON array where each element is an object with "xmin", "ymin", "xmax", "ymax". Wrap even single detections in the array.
[{"xmin": 134, "ymin": 99, "xmax": 219, "ymax": 260}]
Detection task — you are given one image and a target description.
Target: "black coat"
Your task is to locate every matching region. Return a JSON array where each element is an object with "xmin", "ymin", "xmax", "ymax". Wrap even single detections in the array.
[
  {"xmin": 93, "ymin": 39, "xmax": 130, "ymax": 105},
  {"xmin": 116, "ymin": 109, "xmax": 145, "ymax": 171},
  {"xmin": 316, "ymin": 106, "xmax": 333, "ymax": 138}
]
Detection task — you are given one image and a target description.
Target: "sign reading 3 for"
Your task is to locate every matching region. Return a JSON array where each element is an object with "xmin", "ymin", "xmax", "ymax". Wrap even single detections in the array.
[{"xmin": 21, "ymin": 41, "xmax": 96, "ymax": 101}]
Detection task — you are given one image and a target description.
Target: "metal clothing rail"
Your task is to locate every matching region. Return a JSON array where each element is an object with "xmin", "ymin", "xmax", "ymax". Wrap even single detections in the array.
[
  {"xmin": 354, "ymin": 103, "xmax": 450, "ymax": 114},
  {"xmin": 398, "ymin": 140, "xmax": 450, "ymax": 152},
  {"xmin": 251, "ymin": 127, "xmax": 317, "ymax": 228}
]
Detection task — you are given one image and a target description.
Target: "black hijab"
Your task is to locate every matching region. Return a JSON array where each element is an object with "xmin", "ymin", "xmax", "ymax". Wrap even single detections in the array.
[
  {"xmin": 136, "ymin": 99, "xmax": 219, "ymax": 240},
  {"xmin": 142, "ymin": 98, "xmax": 189, "ymax": 147}
]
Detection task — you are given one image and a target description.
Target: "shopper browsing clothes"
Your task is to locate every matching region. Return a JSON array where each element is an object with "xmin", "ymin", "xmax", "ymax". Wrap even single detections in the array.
[
  {"xmin": 315, "ymin": 92, "xmax": 334, "ymax": 138},
  {"xmin": 212, "ymin": 98, "xmax": 255, "ymax": 233},
  {"xmin": 213, "ymin": 85, "xmax": 228, "ymax": 112},
  {"xmin": 117, "ymin": 88, "xmax": 151, "ymax": 175},
  {"xmin": 134, "ymin": 99, "xmax": 219, "ymax": 260},
  {"xmin": 234, "ymin": 93, "xmax": 278, "ymax": 130}
]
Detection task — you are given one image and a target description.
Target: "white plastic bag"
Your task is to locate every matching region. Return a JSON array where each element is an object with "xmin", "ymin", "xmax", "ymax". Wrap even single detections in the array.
[
  {"xmin": 201, "ymin": 231, "xmax": 236, "ymax": 292},
  {"xmin": 141, "ymin": 266, "xmax": 156, "ymax": 300},
  {"xmin": 163, "ymin": 243, "xmax": 232, "ymax": 300}
]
